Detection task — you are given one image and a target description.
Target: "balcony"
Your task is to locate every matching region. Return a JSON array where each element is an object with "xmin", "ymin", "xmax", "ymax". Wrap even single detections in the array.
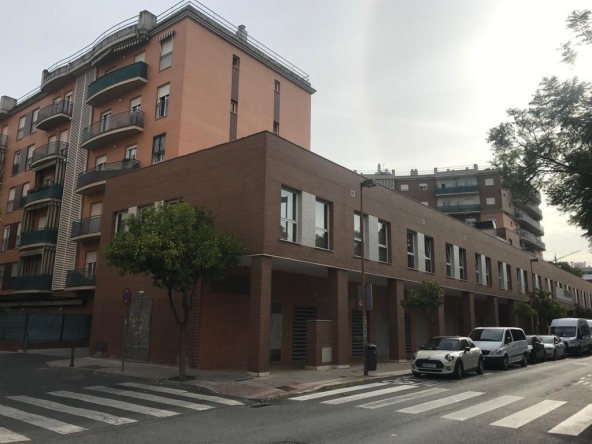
[
  {"xmin": 76, "ymin": 159, "xmax": 140, "ymax": 195},
  {"xmin": 81, "ymin": 111, "xmax": 144, "ymax": 151},
  {"xmin": 11, "ymin": 275, "xmax": 52, "ymax": 293},
  {"xmin": 435, "ymin": 185, "xmax": 479, "ymax": 195},
  {"xmin": 65, "ymin": 268, "xmax": 96, "ymax": 290},
  {"xmin": 19, "ymin": 229, "xmax": 58, "ymax": 249},
  {"xmin": 0, "ymin": 134, "xmax": 6, "ymax": 149},
  {"xmin": 437, "ymin": 204, "xmax": 481, "ymax": 214},
  {"xmin": 71, "ymin": 216, "xmax": 101, "ymax": 242},
  {"xmin": 30, "ymin": 142, "xmax": 68, "ymax": 170},
  {"xmin": 23, "ymin": 184, "xmax": 63, "ymax": 208},
  {"xmin": 35, "ymin": 101, "xmax": 73, "ymax": 131},
  {"xmin": 514, "ymin": 211, "xmax": 544, "ymax": 236},
  {"xmin": 517, "ymin": 229, "xmax": 546, "ymax": 251},
  {"xmin": 87, "ymin": 62, "xmax": 148, "ymax": 107},
  {"xmin": 514, "ymin": 200, "xmax": 543, "ymax": 221}
]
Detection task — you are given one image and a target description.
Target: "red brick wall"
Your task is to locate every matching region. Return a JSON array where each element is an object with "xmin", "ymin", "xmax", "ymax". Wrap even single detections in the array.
[{"xmin": 306, "ymin": 320, "xmax": 333, "ymax": 367}]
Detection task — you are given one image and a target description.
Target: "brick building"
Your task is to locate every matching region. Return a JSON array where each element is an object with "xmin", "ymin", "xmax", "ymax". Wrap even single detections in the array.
[
  {"xmin": 91, "ymin": 132, "xmax": 592, "ymax": 375},
  {"xmin": 0, "ymin": 3, "xmax": 314, "ymax": 318}
]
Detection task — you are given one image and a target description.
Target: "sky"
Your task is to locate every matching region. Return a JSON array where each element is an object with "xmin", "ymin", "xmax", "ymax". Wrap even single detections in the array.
[{"xmin": 1, "ymin": 0, "xmax": 592, "ymax": 264}]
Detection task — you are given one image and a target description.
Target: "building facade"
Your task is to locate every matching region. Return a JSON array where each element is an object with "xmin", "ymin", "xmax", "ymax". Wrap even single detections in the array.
[
  {"xmin": 0, "ymin": 4, "xmax": 314, "ymax": 315},
  {"xmin": 361, "ymin": 165, "xmax": 545, "ymax": 258},
  {"xmin": 91, "ymin": 132, "xmax": 592, "ymax": 375}
]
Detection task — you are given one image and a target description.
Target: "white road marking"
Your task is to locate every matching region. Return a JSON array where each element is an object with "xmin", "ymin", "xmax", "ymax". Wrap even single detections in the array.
[
  {"xmin": 8, "ymin": 396, "xmax": 136, "ymax": 426},
  {"xmin": 0, "ymin": 427, "xmax": 29, "ymax": 443},
  {"xmin": 548, "ymin": 404, "xmax": 592, "ymax": 436},
  {"xmin": 0, "ymin": 404, "xmax": 85, "ymax": 435},
  {"xmin": 289, "ymin": 382, "xmax": 388, "ymax": 401},
  {"xmin": 85, "ymin": 386, "xmax": 213, "ymax": 411},
  {"xmin": 441, "ymin": 395, "xmax": 523, "ymax": 421},
  {"xmin": 118, "ymin": 383, "xmax": 243, "ymax": 406},
  {"xmin": 49, "ymin": 391, "xmax": 178, "ymax": 417},
  {"xmin": 492, "ymin": 400, "xmax": 566, "ymax": 429},
  {"xmin": 397, "ymin": 391, "xmax": 484, "ymax": 414},
  {"xmin": 357, "ymin": 388, "xmax": 450, "ymax": 410},
  {"xmin": 322, "ymin": 385, "xmax": 416, "ymax": 405},
  {"xmin": 574, "ymin": 363, "xmax": 589, "ymax": 366}
]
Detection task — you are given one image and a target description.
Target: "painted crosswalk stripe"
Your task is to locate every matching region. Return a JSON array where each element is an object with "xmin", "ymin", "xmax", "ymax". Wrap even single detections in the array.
[
  {"xmin": 322, "ymin": 385, "xmax": 416, "ymax": 405},
  {"xmin": 85, "ymin": 386, "xmax": 213, "ymax": 411},
  {"xmin": 290, "ymin": 382, "xmax": 388, "ymax": 401},
  {"xmin": 118, "ymin": 383, "xmax": 244, "ymax": 406},
  {"xmin": 0, "ymin": 404, "xmax": 85, "ymax": 435},
  {"xmin": 357, "ymin": 388, "xmax": 450, "ymax": 410},
  {"xmin": 49, "ymin": 391, "xmax": 178, "ymax": 418},
  {"xmin": 548, "ymin": 404, "xmax": 592, "ymax": 436},
  {"xmin": 441, "ymin": 395, "xmax": 523, "ymax": 421},
  {"xmin": 8, "ymin": 396, "xmax": 137, "ymax": 426},
  {"xmin": 0, "ymin": 427, "xmax": 29, "ymax": 443},
  {"xmin": 397, "ymin": 391, "xmax": 484, "ymax": 414},
  {"xmin": 492, "ymin": 400, "xmax": 566, "ymax": 429}
]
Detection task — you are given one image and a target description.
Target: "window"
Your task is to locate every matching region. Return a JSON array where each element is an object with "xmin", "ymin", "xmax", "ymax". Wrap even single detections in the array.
[
  {"xmin": 6, "ymin": 187, "xmax": 15, "ymax": 213},
  {"xmin": 424, "ymin": 236, "xmax": 434, "ymax": 273},
  {"xmin": 400, "ymin": 184, "xmax": 409, "ymax": 191},
  {"xmin": 354, "ymin": 213, "xmax": 362, "ymax": 256},
  {"xmin": 38, "ymin": 216, "xmax": 46, "ymax": 230},
  {"xmin": 25, "ymin": 145, "xmax": 35, "ymax": 169},
  {"xmin": 95, "ymin": 155, "xmax": 107, "ymax": 171},
  {"xmin": 159, "ymin": 36, "xmax": 173, "ymax": 70},
  {"xmin": 11, "ymin": 262, "xmax": 19, "ymax": 279},
  {"xmin": 274, "ymin": 80, "xmax": 280, "ymax": 93},
  {"xmin": 156, "ymin": 84, "xmax": 170, "ymax": 118},
  {"xmin": 273, "ymin": 121, "xmax": 279, "ymax": 134},
  {"xmin": 86, "ymin": 251, "xmax": 97, "ymax": 275},
  {"xmin": 152, "ymin": 134, "xmax": 166, "ymax": 164},
  {"xmin": 511, "ymin": 329, "xmax": 526, "ymax": 341},
  {"xmin": 315, "ymin": 200, "xmax": 329, "ymax": 249},
  {"xmin": 378, "ymin": 221, "xmax": 388, "ymax": 262},
  {"xmin": 459, "ymin": 248, "xmax": 466, "ymax": 280},
  {"xmin": 15, "ymin": 223, "xmax": 21, "ymax": 248},
  {"xmin": 115, "ymin": 211, "xmax": 129, "ymax": 233},
  {"xmin": 524, "ymin": 270, "xmax": 529, "ymax": 294},
  {"xmin": 12, "ymin": 151, "xmax": 20, "ymax": 175},
  {"xmin": 446, "ymin": 244, "xmax": 453, "ymax": 277},
  {"xmin": 442, "ymin": 200, "xmax": 451, "ymax": 206},
  {"xmin": 280, "ymin": 188, "xmax": 297, "ymax": 242},
  {"xmin": 100, "ymin": 111, "xmax": 111, "ymax": 133},
  {"xmin": 232, "ymin": 55, "xmax": 240, "ymax": 69},
  {"xmin": 476, "ymin": 254, "xmax": 482, "ymax": 283},
  {"xmin": 466, "ymin": 218, "xmax": 476, "ymax": 227},
  {"xmin": 506, "ymin": 264, "xmax": 512, "ymax": 290},
  {"xmin": 20, "ymin": 183, "xmax": 29, "ymax": 209},
  {"xmin": 517, "ymin": 268, "xmax": 523, "ymax": 293},
  {"xmin": 134, "ymin": 52, "xmax": 145, "ymax": 63},
  {"xmin": 486, "ymin": 197, "xmax": 496, "ymax": 205},
  {"xmin": 407, "ymin": 231, "xmax": 417, "ymax": 269},
  {"xmin": 498, "ymin": 261, "xmax": 504, "ymax": 288},
  {"xmin": 1, "ymin": 226, "xmax": 9, "ymax": 251},
  {"xmin": 126, "ymin": 145, "xmax": 137, "ymax": 160},
  {"xmin": 485, "ymin": 257, "xmax": 492, "ymax": 286},
  {"xmin": 419, "ymin": 183, "xmax": 428, "ymax": 190},
  {"xmin": 17, "ymin": 116, "xmax": 25, "ymax": 140},
  {"xmin": 485, "ymin": 178, "xmax": 494, "ymax": 186},
  {"xmin": 230, "ymin": 100, "xmax": 238, "ymax": 114},
  {"xmin": 130, "ymin": 97, "xmax": 141, "ymax": 113}
]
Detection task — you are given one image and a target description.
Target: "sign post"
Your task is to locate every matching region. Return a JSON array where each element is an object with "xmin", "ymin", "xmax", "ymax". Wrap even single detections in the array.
[{"xmin": 121, "ymin": 288, "xmax": 132, "ymax": 372}]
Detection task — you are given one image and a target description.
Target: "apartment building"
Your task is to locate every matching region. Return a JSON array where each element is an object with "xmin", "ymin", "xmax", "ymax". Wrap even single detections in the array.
[
  {"xmin": 90, "ymin": 132, "xmax": 592, "ymax": 374},
  {"xmin": 362, "ymin": 164, "xmax": 546, "ymax": 258},
  {"xmin": 0, "ymin": 3, "xmax": 314, "ymax": 314}
]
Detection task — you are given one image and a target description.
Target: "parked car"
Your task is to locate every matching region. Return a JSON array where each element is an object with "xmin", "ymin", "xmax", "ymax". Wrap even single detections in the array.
[
  {"xmin": 411, "ymin": 336, "xmax": 484, "ymax": 379},
  {"xmin": 469, "ymin": 327, "xmax": 529, "ymax": 370},
  {"xmin": 549, "ymin": 318, "xmax": 592, "ymax": 356},
  {"xmin": 540, "ymin": 335, "xmax": 567, "ymax": 360},
  {"xmin": 526, "ymin": 335, "xmax": 546, "ymax": 363}
]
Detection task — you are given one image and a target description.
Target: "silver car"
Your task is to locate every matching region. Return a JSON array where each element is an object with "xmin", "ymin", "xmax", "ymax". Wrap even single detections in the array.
[{"xmin": 540, "ymin": 335, "xmax": 567, "ymax": 360}]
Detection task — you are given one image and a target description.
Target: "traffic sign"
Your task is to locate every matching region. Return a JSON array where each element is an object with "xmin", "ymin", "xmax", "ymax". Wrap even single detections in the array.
[{"xmin": 122, "ymin": 288, "xmax": 132, "ymax": 306}]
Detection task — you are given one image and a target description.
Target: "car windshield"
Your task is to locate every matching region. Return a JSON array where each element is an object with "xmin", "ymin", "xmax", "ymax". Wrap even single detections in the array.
[
  {"xmin": 541, "ymin": 336, "xmax": 555, "ymax": 344},
  {"xmin": 423, "ymin": 338, "xmax": 460, "ymax": 351},
  {"xmin": 550, "ymin": 327, "xmax": 576, "ymax": 337},
  {"xmin": 470, "ymin": 329, "xmax": 503, "ymax": 342}
]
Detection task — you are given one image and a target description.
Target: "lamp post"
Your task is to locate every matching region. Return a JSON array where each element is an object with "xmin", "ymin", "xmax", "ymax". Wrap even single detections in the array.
[
  {"xmin": 360, "ymin": 178, "xmax": 376, "ymax": 376},
  {"xmin": 530, "ymin": 258, "xmax": 540, "ymax": 334}
]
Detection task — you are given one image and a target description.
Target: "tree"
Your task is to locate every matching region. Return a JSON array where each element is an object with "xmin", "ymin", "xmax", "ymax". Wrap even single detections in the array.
[
  {"xmin": 401, "ymin": 281, "xmax": 445, "ymax": 326},
  {"xmin": 512, "ymin": 300, "xmax": 538, "ymax": 334},
  {"xmin": 560, "ymin": 10, "xmax": 592, "ymax": 65},
  {"xmin": 105, "ymin": 203, "xmax": 243, "ymax": 381},
  {"xmin": 529, "ymin": 289, "xmax": 567, "ymax": 333},
  {"xmin": 554, "ymin": 261, "xmax": 583, "ymax": 278},
  {"xmin": 575, "ymin": 304, "xmax": 592, "ymax": 319}
]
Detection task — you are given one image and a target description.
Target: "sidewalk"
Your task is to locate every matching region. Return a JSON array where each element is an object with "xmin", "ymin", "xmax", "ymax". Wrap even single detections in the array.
[{"xmin": 44, "ymin": 350, "xmax": 411, "ymax": 400}]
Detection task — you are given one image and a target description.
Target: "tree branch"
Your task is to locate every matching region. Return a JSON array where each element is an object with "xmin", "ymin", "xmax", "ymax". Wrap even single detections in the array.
[{"xmin": 167, "ymin": 288, "xmax": 182, "ymax": 326}]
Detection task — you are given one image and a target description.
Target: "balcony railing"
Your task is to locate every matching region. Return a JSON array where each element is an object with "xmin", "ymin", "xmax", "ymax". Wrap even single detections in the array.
[
  {"xmin": 515, "ymin": 200, "xmax": 543, "ymax": 220},
  {"xmin": 435, "ymin": 185, "xmax": 479, "ymax": 195},
  {"xmin": 35, "ymin": 101, "xmax": 73, "ymax": 131},
  {"xmin": 20, "ymin": 228, "xmax": 58, "ymax": 247},
  {"xmin": 516, "ymin": 229, "xmax": 546, "ymax": 250},
  {"xmin": 66, "ymin": 268, "xmax": 96, "ymax": 288},
  {"xmin": 31, "ymin": 142, "xmax": 68, "ymax": 168},
  {"xmin": 11, "ymin": 275, "xmax": 52, "ymax": 292},
  {"xmin": 71, "ymin": 216, "xmax": 101, "ymax": 239},
  {"xmin": 81, "ymin": 110, "xmax": 144, "ymax": 150},
  {"xmin": 87, "ymin": 62, "xmax": 148, "ymax": 107},
  {"xmin": 437, "ymin": 204, "xmax": 482, "ymax": 214},
  {"xmin": 77, "ymin": 159, "xmax": 140, "ymax": 191},
  {"xmin": 0, "ymin": 134, "xmax": 6, "ymax": 149},
  {"xmin": 514, "ymin": 210, "xmax": 544, "ymax": 235},
  {"xmin": 24, "ymin": 184, "xmax": 63, "ymax": 206}
]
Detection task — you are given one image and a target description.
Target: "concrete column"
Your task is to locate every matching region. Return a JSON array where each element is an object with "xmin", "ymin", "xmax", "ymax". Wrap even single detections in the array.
[
  {"xmin": 387, "ymin": 279, "xmax": 406, "ymax": 362},
  {"xmin": 487, "ymin": 296, "xmax": 499, "ymax": 327},
  {"xmin": 247, "ymin": 256, "xmax": 272, "ymax": 376},
  {"xmin": 431, "ymin": 304, "xmax": 446, "ymax": 337},
  {"xmin": 328, "ymin": 268, "xmax": 350, "ymax": 368},
  {"xmin": 462, "ymin": 292, "xmax": 476, "ymax": 336},
  {"xmin": 507, "ymin": 300, "xmax": 521, "ymax": 330}
]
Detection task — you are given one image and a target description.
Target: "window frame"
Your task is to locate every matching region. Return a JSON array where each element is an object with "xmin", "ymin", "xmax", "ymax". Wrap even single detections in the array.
[
  {"xmin": 475, "ymin": 254, "xmax": 481, "ymax": 284},
  {"xmin": 230, "ymin": 100, "xmax": 238, "ymax": 114},
  {"xmin": 506, "ymin": 264, "xmax": 512, "ymax": 290},
  {"xmin": 400, "ymin": 184, "xmax": 409, "ymax": 192},
  {"xmin": 486, "ymin": 197, "xmax": 496, "ymax": 205},
  {"xmin": 280, "ymin": 187, "xmax": 298, "ymax": 243},
  {"xmin": 378, "ymin": 220, "xmax": 388, "ymax": 263},
  {"xmin": 446, "ymin": 244, "xmax": 453, "ymax": 278},
  {"xmin": 273, "ymin": 121, "xmax": 279, "ymax": 134},
  {"xmin": 159, "ymin": 36, "xmax": 173, "ymax": 71},
  {"xmin": 419, "ymin": 183, "xmax": 428, "ymax": 190},
  {"xmin": 274, "ymin": 80, "xmax": 280, "ymax": 92},
  {"xmin": 156, "ymin": 84, "xmax": 170, "ymax": 119},
  {"xmin": 424, "ymin": 236, "xmax": 434, "ymax": 273},
  {"xmin": 315, "ymin": 199, "xmax": 330, "ymax": 250},
  {"xmin": 407, "ymin": 230, "xmax": 417, "ymax": 269},
  {"xmin": 115, "ymin": 211, "xmax": 129, "ymax": 233},
  {"xmin": 152, "ymin": 134, "xmax": 166, "ymax": 164},
  {"xmin": 485, "ymin": 257, "xmax": 492, "ymax": 286},
  {"xmin": 232, "ymin": 55, "xmax": 240, "ymax": 69},
  {"xmin": 459, "ymin": 248, "xmax": 466, "ymax": 280}
]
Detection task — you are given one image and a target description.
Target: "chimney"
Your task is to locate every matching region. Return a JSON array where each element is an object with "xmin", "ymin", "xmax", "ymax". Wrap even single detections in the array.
[
  {"xmin": 473, "ymin": 163, "xmax": 478, "ymax": 171},
  {"xmin": 377, "ymin": 163, "xmax": 382, "ymax": 173},
  {"xmin": 237, "ymin": 25, "xmax": 248, "ymax": 41},
  {"xmin": 434, "ymin": 168, "xmax": 438, "ymax": 173},
  {"xmin": 411, "ymin": 169, "xmax": 418, "ymax": 176}
]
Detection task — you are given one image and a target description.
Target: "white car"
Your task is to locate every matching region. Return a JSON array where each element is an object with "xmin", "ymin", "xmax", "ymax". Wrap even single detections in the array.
[
  {"xmin": 411, "ymin": 336, "xmax": 484, "ymax": 379},
  {"xmin": 540, "ymin": 335, "xmax": 567, "ymax": 360}
]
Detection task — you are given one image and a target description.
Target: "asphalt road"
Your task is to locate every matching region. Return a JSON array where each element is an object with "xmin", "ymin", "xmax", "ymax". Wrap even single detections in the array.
[{"xmin": 1, "ymin": 351, "xmax": 592, "ymax": 443}]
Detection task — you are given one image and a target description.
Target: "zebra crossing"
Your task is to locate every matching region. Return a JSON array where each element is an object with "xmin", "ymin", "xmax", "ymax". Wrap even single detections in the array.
[
  {"xmin": 0, "ymin": 383, "xmax": 244, "ymax": 443},
  {"xmin": 289, "ymin": 382, "xmax": 592, "ymax": 437}
]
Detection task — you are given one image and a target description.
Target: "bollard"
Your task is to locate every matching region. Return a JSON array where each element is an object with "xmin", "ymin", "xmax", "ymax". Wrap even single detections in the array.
[{"xmin": 69, "ymin": 347, "xmax": 75, "ymax": 367}]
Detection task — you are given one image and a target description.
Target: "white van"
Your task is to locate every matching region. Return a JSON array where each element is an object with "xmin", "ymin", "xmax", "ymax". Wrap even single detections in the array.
[
  {"xmin": 469, "ymin": 327, "xmax": 529, "ymax": 370},
  {"xmin": 549, "ymin": 318, "xmax": 592, "ymax": 356}
]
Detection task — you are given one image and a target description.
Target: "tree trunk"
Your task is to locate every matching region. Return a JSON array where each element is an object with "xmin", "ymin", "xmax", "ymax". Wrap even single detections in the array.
[{"xmin": 178, "ymin": 321, "xmax": 187, "ymax": 382}]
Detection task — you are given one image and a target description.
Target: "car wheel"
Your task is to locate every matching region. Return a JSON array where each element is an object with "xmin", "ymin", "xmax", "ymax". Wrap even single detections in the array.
[
  {"xmin": 521, "ymin": 353, "xmax": 528, "ymax": 367},
  {"xmin": 589, "ymin": 345, "xmax": 592, "ymax": 355},
  {"xmin": 476, "ymin": 357, "xmax": 484, "ymax": 375},
  {"xmin": 563, "ymin": 349, "xmax": 567, "ymax": 359},
  {"xmin": 453, "ymin": 361, "xmax": 464, "ymax": 380},
  {"xmin": 542, "ymin": 352, "xmax": 547, "ymax": 362},
  {"xmin": 412, "ymin": 371, "xmax": 422, "ymax": 377},
  {"xmin": 553, "ymin": 350, "xmax": 557, "ymax": 361},
  {"xmin": 577, "ymin": 346, "xmax": 582, "ymax": 357},
  {"xmin": 531, "ymin": 352, "xmax": 537, "ymax": 364},
  {"xmin": 501, "ymin": 355, "xmax": 509, "ymax": 370}
]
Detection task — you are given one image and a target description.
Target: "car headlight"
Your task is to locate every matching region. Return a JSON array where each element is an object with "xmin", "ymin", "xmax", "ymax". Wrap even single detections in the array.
[
  {"xmin": 490, "ymin": 349, "xmax": 503, "ymax": 355},
  {"xmin": 444, "ymin": 354, "xmax": 455, "ymax": 362},
  {"xmin": 412, "ymin": 352, "xmax": 418, "ymax": 360}
]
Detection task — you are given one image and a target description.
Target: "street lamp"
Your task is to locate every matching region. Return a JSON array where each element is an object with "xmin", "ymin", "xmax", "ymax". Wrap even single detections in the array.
[
  {"xmin": 360, "ymin": 178, "xmax": 376, "ymax": 376},
  {"xmin": 530, "ymin": 258, "xmax": 540, "ymax": 334}
]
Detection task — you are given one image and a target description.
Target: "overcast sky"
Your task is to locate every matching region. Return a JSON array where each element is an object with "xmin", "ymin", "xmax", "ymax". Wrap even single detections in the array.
[{"xmin": 2, "ymin": 0, "xmax": 592, "ymax": 264}]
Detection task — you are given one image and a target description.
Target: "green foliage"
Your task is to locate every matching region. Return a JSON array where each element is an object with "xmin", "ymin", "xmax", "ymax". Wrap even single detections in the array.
[
  {"xmin": 575, "ymin": 304, "xmax": 592, "ymax": 319},
  {"xmin": 512, "ymin": 300, "xmax": 537, "ymax": 319},
  {"xmin": 530, "ymin": 289, "xmax": 567, "ymax": 323},
  {"xmin": 554, "ymin": 261, "xmax": 583, "ymax": 278},
  {"xmin": 401, "ymin": 281, "xmax": 445, "ymax": 319},
  {"xmin": 561, "ymin": 10, "xmax": 592, "ymax": 65}
]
